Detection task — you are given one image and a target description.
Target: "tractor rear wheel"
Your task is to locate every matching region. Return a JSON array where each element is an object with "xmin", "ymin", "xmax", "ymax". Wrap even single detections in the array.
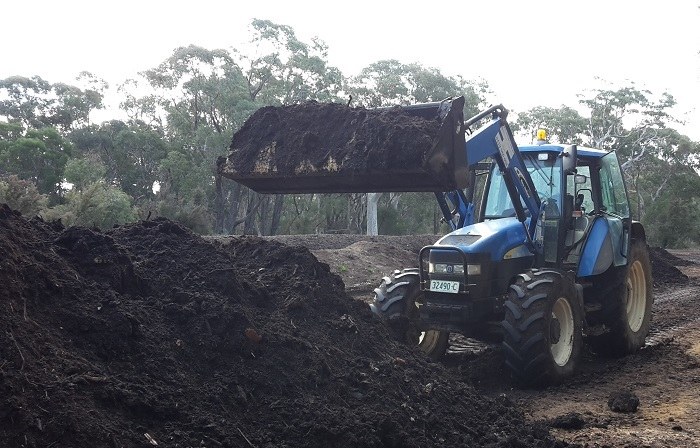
[
  {"xmin": 502, "ymin": 269, "xmax": 583, "ymax": 387},
  {"xmin": 589, "ymin": 239, "xmax": 653, "ymax": 356},
  {"xmin": 371, "ymin": 269, "xmax": 449, "ymax": 360}
]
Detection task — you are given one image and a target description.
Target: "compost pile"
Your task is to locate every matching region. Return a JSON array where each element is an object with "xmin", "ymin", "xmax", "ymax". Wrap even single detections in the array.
[
  {"xmin": 0, "ymin": 204, "xmax": 563, "ymax": 448},
  {"xmin": 225, "ymin": 101, "xmax": 439, "ymax": 175},
  {"xmin": 649, "ymin": 247, "xmax": 691, "ymax": 286}
]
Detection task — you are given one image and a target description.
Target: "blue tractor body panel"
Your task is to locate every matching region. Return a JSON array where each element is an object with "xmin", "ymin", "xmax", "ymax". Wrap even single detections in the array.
[
  {"xmin": 436, "ymin": 218, "xmax": 529, "ymax": 262},
  {"xmin": 577, "ymin": 217, "xmax": 611, "ymax": 277}
]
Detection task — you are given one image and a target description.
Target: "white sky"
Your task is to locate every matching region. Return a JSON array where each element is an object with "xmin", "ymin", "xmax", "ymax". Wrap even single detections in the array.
[{"xmin": 3, "ymin": 0, "xmax": 699, "ymax": 139}]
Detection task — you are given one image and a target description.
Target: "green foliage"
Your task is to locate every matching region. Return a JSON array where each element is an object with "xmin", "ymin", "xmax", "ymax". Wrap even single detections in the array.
[
  {"xmin": 63, "ymin": 154, "xmax": 107, "ymax": 191},
  {"xmin": 140, "ymin": 197, "xmax": 213, "ymax": 234},
  {"xmin": 514, "ymin": 106, "xmax": 588, "ymax": 144},
  {"xmin": 0, "ymin": 125, "xmax": 73, "ymax": 201},
  {"xmin": 70, "ymin": 120, "xmax": 169, "ymax": 200},
  {"xmin": 577, "ymin": 85, "xmax": 678, "ymax": 169},
  {"xmin": 44, "ymin": 182, "xmax": 136, "ymax": 229},
  {"xmin": 378, "ymin": 193, "xmax": 450, "ymax": 235},
  {"xmin": 1, "ymin": 20, "xmax": 698, "ymax": 244},
  {"xmin": 158, "ymin": 150, "xmax": 212, "ymax": 202},
  {"xmin": 276, "ymin": 194, "xmax": 322, "ymax": 234},
  {"xmin": 0, "ymin": 175, "xmax": 48, "ymax": 216},
  {"xmin": 0, "ymin": 74, "xmax": 105, "ymax": 132},
  {"xmin": 348, "ymin": 60, "xmax": 489, "ymax": 116},
  {"xmin": 243, "ymin": 19, "xmax": 344, "ymax": 105}
]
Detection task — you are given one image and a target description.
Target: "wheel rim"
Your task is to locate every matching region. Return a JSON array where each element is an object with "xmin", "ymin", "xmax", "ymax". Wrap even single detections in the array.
[
  {"xmin": 418, "ymin": 330, "xmax": 440, "ymax": 352},
  {"xmin": 626, "ymin": 260, "xmax": 647, "ymax": 333},
  {"xmin": 550, "ymin": 297, "xmax": 574, "ymax": 367}
]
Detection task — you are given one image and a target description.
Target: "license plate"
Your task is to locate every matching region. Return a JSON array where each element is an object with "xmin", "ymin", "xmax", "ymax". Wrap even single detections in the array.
[{"xmin": 430, "ymin": 279, "xmax": 460, "ymax": 294}]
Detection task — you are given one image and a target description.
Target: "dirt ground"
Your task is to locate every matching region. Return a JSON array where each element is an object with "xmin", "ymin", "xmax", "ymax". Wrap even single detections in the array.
[{"xmin": 263, "ymin": 233, "xmax": 700, "ymax": 448}]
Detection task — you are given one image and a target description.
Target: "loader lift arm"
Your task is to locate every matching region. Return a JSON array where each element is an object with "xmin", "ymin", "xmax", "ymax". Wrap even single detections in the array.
[{"xmin": 440, "ymin": 105, "xmax": 542, "ymax": 251}]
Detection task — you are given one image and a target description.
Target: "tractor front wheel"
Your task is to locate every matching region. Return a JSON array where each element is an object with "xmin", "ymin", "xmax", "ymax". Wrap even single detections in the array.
[
  {"xmin": 502, "ymin": 269, "xmax": 583, "ymax": 387},
  {"xmin": 371, "ymin": 269, "xmax": 449, "ymax": 360}
]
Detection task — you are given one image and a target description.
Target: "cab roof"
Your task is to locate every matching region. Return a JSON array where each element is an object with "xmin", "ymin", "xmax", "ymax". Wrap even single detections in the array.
[{"xmin": 519, "ymin": 144, "xmax": 609, "ymax": 159}]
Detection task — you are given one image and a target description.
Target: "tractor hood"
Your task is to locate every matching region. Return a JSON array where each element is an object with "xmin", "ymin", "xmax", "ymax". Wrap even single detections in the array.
[{"xmin": 435, "ymin": 218, "xmax": 532, "ymax": 262}]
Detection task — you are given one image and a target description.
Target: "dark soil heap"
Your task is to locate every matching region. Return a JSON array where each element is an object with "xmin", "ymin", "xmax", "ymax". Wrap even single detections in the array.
[
  {"xmin": 226, "ymin": 102, "xmax": 439, "ymax": 175},
  {"xmin": 217, "ymin": 101, "xmax": 461, "ymax": 193},
  {"xmin": 0, "ymin": 204, "xmax": 563, "ymax": 448},
  {"xmin": 649, "ymin": 247, "xmax": 690, "ymax": 286}
]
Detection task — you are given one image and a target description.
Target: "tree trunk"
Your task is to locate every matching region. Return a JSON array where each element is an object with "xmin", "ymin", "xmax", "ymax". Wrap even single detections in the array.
[
  {"xmin": 214, "ymin": 172, "xmax": 224, "ymax": 234},
  {"xmin": 269, "ymin": 194, "xmax": 285, "ymax": 236},
  {"xmin": 258, "ymin": 195, "xmax": 270, "ymax": 235},
  {"xmin": 366, "ymin": 193, "xmax": 382, "ymax": 236},
  {"xmin": 389, "ymin": 192, "xmax": 401, "ymax": 210},
  {"xmin": 225, "ymin": 182, "xmax": 244, "ymax": 234},
  {"xmin": 243, "ymin": 191, "xmax": 258, "ymax": 235}
]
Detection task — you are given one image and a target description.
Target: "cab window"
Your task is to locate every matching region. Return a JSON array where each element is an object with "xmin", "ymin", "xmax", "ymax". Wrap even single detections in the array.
[{"xmin": 599, "ymin": 152, "xmax": 629, "ymax": 218}]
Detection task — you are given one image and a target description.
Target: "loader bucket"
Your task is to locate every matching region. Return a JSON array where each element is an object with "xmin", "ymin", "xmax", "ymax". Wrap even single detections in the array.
[{"xmin": 218, "ymin": 96, "xmax": 469, "ymax": 193}]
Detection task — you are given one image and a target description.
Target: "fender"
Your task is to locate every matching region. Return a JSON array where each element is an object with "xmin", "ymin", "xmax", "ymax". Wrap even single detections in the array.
[{"xmin": 577, "ymin": 217, "xmax": 614, "ymax": 277}]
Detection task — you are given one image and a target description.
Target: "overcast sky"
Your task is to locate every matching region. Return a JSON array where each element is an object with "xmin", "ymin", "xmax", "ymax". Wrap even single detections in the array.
[{"xmin": 3, "ymin": 0, "xmax": 699, "ymax": 138}]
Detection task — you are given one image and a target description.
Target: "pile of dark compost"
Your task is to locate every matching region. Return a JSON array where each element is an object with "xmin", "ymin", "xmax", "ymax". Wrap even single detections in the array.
[
  {"xmin": 226, "ymin": 101, "xmax": 439, "ymax": 175},
  {"xmin": 649, "ymin": 246, "xmax": 690, "ymax": 286},
  {"xmin": 0, "ymin": 204, "xmax": 563, "ymax": 448}
]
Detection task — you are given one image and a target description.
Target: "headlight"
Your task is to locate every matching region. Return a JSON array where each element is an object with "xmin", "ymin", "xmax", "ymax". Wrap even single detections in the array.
[{"xmin": 429, "ymin": 263, "xmax": 480, "ymax": 275}]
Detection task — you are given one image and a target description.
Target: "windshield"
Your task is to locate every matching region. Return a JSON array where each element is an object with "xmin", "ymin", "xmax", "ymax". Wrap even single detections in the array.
[{"xmin": 483, "ymin": 153, "xmax": 562, "ymax": 218}]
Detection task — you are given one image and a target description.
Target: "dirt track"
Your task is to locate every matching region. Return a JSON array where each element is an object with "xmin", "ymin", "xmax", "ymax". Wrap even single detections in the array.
[{"xmin": 283, "ymin": 234, "xmax": 700, "ymax": 447}]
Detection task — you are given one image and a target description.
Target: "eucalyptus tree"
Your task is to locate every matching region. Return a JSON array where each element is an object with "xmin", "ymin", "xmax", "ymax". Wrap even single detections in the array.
[
  {"xmin": 514, "ymin": 105, "xmax": 588, "ymax": 144},
  {"xmin": 126, "ymin": 19, "xmax": 345, "ymax": 235},
  {"xmin": 347, "ymin": 60, "xmax": 490, "ymax": 235},
  {"xmin": 0, "ymin": 123, "xmax": 73, "ymax": 202},
  {"xmin": 0, "ymin": 73, "xmax": 105, "ymax": 132},
  {"xmin": 69, "ymin": 120, "xmax": 169, "ymax": 202},
  {"xmin": 0, "ymin": 174, "xmax": 48, "ymax": 216}
]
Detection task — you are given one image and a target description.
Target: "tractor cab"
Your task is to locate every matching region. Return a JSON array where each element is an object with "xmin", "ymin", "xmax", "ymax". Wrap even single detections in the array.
[{"xmin": 480, "ymin": 144, "xmax": 630, "ymax": 273}]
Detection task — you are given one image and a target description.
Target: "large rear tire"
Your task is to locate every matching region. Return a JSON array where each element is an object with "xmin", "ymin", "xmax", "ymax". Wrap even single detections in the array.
[
  {"xmin": 589, "ymin": 239, "xmax": 653, "ymax": 356},
  {"xmin": 371, "ymin": 269, "xmax": 449, "ymax": 360},
  {"xmin": 502, "ymin": 269, "xmax": 583, "ymax": 387}
]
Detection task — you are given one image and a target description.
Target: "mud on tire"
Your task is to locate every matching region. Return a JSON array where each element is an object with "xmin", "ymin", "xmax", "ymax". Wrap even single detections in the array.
[
  {"xmin": 589, "ymin": 239, "xmax": 653, "ymax": 356},
  {"xmin": 371, "ymin": 268, "xmax": 449, "ymax": 360},
  {"xmin": 502, "ymin": 269, "xmax": 583, "ymax": 387}
]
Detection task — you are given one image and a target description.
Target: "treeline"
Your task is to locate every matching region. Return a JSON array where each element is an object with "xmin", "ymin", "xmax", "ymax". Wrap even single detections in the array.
[{"xmin": 1, "ymin": 20, "xmax": 699, "ymax": 247}]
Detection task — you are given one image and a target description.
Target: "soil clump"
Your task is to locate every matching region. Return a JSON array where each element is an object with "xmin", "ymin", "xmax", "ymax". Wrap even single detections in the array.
[
  {"xmin": 0, "ymin": 204, "xmax": 563, "ymax": 448},
  {"xmin": 607, "ymin": 391, "xmax": 640, "ymax": 413}
]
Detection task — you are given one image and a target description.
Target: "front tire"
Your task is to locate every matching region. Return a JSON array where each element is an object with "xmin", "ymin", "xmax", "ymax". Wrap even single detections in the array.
[
  {"xmin": 589, "ymin": 239, "xmax": 653, "ymax": 356},
  {"xmin": 502, "ymin": 269, "xmax": 583, "ymax": 387},
  {"xmin": 372, "ymin": 269, "xmax": 449, "ymax": 360}
]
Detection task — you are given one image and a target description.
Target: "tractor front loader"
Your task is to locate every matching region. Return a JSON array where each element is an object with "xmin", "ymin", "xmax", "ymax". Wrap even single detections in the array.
[{"xmin": 219, "ymin": 96, "xmax": 653, "ymax": 386}]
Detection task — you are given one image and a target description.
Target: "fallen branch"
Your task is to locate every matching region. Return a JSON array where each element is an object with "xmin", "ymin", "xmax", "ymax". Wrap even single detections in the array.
[
  {"xmin": 236, "ymin": 427, "xmax": 256, "ymax": 448},
  {"xmin": 8, "ymin": 331, "xmax": 25, "ymax": 371}
]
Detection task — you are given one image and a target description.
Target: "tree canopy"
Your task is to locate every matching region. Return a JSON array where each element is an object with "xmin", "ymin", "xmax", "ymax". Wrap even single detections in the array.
[{"xmin": 0, "ymin": 19, "xmax": 697, "ymax": 247}]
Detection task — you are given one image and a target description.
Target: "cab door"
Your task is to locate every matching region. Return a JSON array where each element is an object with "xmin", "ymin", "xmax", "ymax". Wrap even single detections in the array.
[
  {"xmin": 598, "ymin": 151, "xmax": 630, "ymax": 266},
  {"xmin": 577, "ymin": 152, "xmax": 630, "ymax": 277}
]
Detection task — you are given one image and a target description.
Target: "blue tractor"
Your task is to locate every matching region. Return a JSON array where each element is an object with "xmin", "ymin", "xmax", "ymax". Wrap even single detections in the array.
[
  {"xmin": 220, "ymin": 95, "xmax": 653, "ymax": 386},
  {"xmin": 368, "ymin": 98, "xmax": 653, "ymax": 386}
]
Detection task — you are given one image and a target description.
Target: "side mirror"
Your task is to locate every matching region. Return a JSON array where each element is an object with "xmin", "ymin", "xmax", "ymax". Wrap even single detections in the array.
[
  {"xmin": 574, "ymin": 174, "xmax": 587, "ymax": 184},
  {"xmin": 562, "ymin": 145, "xmax": 577, "ymax": 174}
]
